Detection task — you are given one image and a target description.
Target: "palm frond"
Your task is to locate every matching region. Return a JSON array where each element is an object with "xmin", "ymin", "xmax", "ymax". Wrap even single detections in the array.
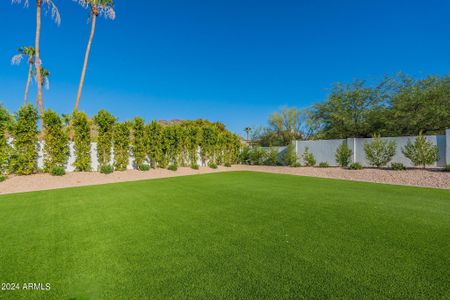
[
  {"xmin": 11, "ymin": 0, "xmax": 30, "ymax": 8},
  {"xmin": 42, "ymin": 0, "xmax": 61, "ymax": 26},
  {"xmin": 11, "ymin": 54, "xmax": 23, "ymax": 65}
]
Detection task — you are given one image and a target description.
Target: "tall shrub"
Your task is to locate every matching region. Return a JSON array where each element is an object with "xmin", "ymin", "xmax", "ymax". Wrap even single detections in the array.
[
  {"xmin": 145, "ymin": 121, "xmax": 163, "ymax": 168},
  {"xmin": 364, "ymin": 135, "xmax": 396, "ymax": 168},
  {"xmin": 402, "ymin": 133, "xmax": 439, "ymax": 168},
  {"xmin": 72, "ymin": 111, "xmax": 91, "ymax": 171},
  {"xmin": 201, "ymin": 125, "xmax": 219, "ymax": 165},
  {"xmin": 335, "ymin": 143, "xmax": 352, "ymax": 167},
  {"xmin": 302, "ymin": 147, "xmax": 316, "ymax": 166},
  {"xmin": 42, "ymin": 110, "xmax": 69, "ymax": 172},
  {"xmin": 283, "ymin": 143, "xmax": 298, "ymax": 166},
  {"xmin": 132, "ymin": 117, "xmax": 147, "ymax": 168},
  {"xmin": 94, "ymin": 110, "xmax": 116, "ymax": 167},
  {"xmin": 113, "ymin": 121, "xmax": 131, "ymax": 171},
  {"xmin": 0, "ymin": 105, "xmax": 12, "ymax": 175},
  {"xmin": 11, "ymin": 104, "xmax": 39, "ymax": 175},
  {"xmin": 186, "ymin": 124, "xmax": 202, "ymax": 166}
]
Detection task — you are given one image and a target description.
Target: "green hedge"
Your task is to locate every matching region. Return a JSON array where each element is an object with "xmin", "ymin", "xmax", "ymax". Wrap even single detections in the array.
[
  {"xmin": 113, "ymin": 122, "xmax": 130, "ymax": 171},
  {"xmin": 94, "ymin": 110, "xmax": 116, "ymax": 168},
  {"xmin": 0, "ymin": 105, "xmax": 12, "ymax": 175},
  {"xmin": 72, "ymin": 111, "xmax": 91, "ymax": 171},
  {"xmin": 42, "ymin": 110, "xmax": 70, "ymax": 171}
]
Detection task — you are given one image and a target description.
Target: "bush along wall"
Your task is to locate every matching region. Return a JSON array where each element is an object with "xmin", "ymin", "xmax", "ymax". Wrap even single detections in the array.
[
  {"xmin": 0, "ymin": 105, "xmax": 241, "ymax": 175},
  {"xmin": 42, "ymin": 110, "xmax": 70, "ymax": 172},
  {"xmin": 11, "ymin": 105, "xmax": 39, "ymax": 175}
]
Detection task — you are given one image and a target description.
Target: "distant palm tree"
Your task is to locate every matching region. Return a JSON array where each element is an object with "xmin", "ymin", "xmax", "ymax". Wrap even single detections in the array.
[
  {"xmin": 74, "ymin": 0, "xmax": 116, "ymax": 111},
  {"xmin": 12, "ymin": 0, "xmax": 60, "ymax": 115},
  {"xmin": 34, "ymin": 66, "xmax": 51, "ymax": 91},
  {"xmin": 244, "ymin": 127, "xmax": 252, "ymax": 141},
  {"xmin": 11, "ymin": 46, "xmax": 36, "ymax": 105}
]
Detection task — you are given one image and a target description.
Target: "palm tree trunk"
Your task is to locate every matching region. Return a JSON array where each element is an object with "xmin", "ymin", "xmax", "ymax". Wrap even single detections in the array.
[
  {"xmin": 74, "ymin": 13, "xmax": 97, "ymax": 112},
  {"xmin": 24, "ymin": 62, "xmax": 33, "ymax": 106},
  {"xmin": 35, "ymin": 0, "xmax": 44, "ymax": 115}
]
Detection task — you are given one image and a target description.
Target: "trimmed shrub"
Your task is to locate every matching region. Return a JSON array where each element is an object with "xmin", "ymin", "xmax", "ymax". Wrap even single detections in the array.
[
  {"xmin": 113, "ymin": 122, "xmax": 131, "ymax": 171},
  {"xmin": 402, "ymin": 133, "xmax": 439, "ymax": 169},
  {"xmin": 132, "ymin": 117, "xmax": 147, "ymax": 168},
  {"xmin": 10, "ymin": 104, "xmax": 39, "ymax": 175},
  {"xmin": 443, "ymin": 165, "xmax": 450, "ymax": 172},
  {"xmin": 335, "ymin": 143, "xmax": 352, "ymax": 167},
  {"xmin": 208, "ymin": 162, "xmax": 218, "ymax": 169},
  {"xmin": 168, "ymin": 163, "xmax": 178, "ymax": 171},
  {"xmin": 138, "ymin": 163, "xmax": 150, "ymax": 171},
  {"xmin": 42, "ymin": 110, "xmax": 69, "ymax": 172},
  {"xmin": 72, "ymin": 111, "xmax": 91, "ymax": 171},
  {"xmin": 191, "ymin": 162, "xmax": 200, "ymax": 170},
  {"xmin": 391, "ymin": 162, "xmax": 406, "ymax": 171},
  {"xmin": 303, "ymin": 147, "xmax": 316, "ymax": 167},
  {"xmin": 224, "ymin": 162, "xmax": 231, "ymax": 167},
  {"xmin": 0, "ymin": 175, "xmax": 6, "ymax": 182},
  {"xmin": 283, "ymin": 144, "xmax": 298, "ymax": 167},
  {"xmin": 51, "ymin": 166, "xmax": 65, "ymax": 176},
  {"xmin": 94, "ymin": 110, "xmax": 116, "ymax": 167},
  {"xmin": 348, "ymin": 162, "xmax": 363, "ymax": 170},
  {"xmin": 364, "ymin": 135, "xmax": 396, "ymax": 168},
  {"xmin": 239, "ymin": 145, "xmax": 251, "ymax": 165},
  {"xmin": 248, "ymin": 147, "xmax": 266, "ymax": 165},
  {"xmin": 264, "ymin": 147, "xmax": 279, "ymax": 166},
  {"xmin": 318, "ymin": 162, "xmax": 329, "ymax": 168},
  {"xmin": 145, "ymin": 121, "xmax": 163, "ymax": 168},
  {"xmin": 0, "ymin": 105, "xmax": 12, "ymax": 175},
  {"xmin": 100, "ymin": 164, "xmax": 114, "ymax": 174}
]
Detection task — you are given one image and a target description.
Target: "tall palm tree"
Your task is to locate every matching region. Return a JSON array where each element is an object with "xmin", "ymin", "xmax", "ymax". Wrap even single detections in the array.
[
  {"xmin": 34, "ymin": 66, "xmax": 51, "ymax": 91},
  {"xmin": 74, "ymin": 0, "xmax": 116, "ymax": 111},
  {"xmin": 11, "ymin": 46, "xmax": 36, "ymax": 106},
  {"xmin": 244, "ymin": 127, "xmax": 252, "ymax": 141},
  {"xmin": 12, "ymin": 0, "xmax": 60, "ymax": 115}
]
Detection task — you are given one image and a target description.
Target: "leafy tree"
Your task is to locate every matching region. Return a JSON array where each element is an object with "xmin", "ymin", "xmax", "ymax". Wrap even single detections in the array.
[
  {"xmin": 113, "ymin": 121, "xmax": 130, "ymax": 171},
  {"xmin": 302, "ymin": 147, "xmax": 316, "ymax": 166},
  {"xmin": 402, "ymin": 133, "xmax": 439, "ymax": 168},
  {"xmin": 42, "ymin": 110, "xmax": 69, "ymax": 171},
  {"xmin": 74, "ymin": 0, "xmax": 116, "ymax": 111},
  {"xmin": 335, "ymin": 143, "xmax": 352, "ymax": 167},
  {"xmin": 132, "ymin": 117, "xmax": 147, "ymax": 168},
  {"xmin": 283, "ymin": 143, "xmax": 298, "ymax": 166},
  {"xmin": 12, "ymin": 0, "xmax": 61, "ymax": 115},
  {"xmin": 145, "ymin": 121, "xmax": 163, "ymax": 168},
  {"xmin": 0, "ymin": 105, "xmax": 12, "ymax": 175},
  {"xmin": 10, "ymin": 104, "xmax": 39, "ymax": 175},
  {"xmin": 11, "ymin": 46, "xmax": 36, "ymax": 105},
  {"xmin": 72, "ymin": 111, "xmax": 91, "ymax": 171},
  {"xmin": 93, "ymin": 109, "xmax": 116, "ymax": 167},
  {"xmin": 364, "ymin": 135, "xmax": 396, "ymax": 168}
]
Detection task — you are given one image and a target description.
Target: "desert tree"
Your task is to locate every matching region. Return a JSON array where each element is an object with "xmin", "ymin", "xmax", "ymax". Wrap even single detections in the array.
[
  {"xmin": 11, "ymin": 46, "xmax": 36, "ymax": 105},
  {"xmin": 12, "ymin": 0, "xmax": 60, "ymax": 115},
  {"xmin": 74, "ymin": 0, "xmax": 116, "ymax": 111}
]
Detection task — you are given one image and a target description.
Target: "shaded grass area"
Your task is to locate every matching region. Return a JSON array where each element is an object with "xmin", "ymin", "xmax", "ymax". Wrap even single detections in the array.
[{"xmin": 0, "ymin": 171, "xmax": 449, "ymax": 299}]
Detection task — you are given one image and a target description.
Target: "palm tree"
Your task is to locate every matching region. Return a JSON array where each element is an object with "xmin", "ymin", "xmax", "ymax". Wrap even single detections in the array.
[
  {"xmin": 34, "ymin": 67, "xmax": 51, "ymax": 91},
  {"xmin": 11, "ymin": 46, "xmax": 36, "ymax": 106},
  {"xmin": 74, "ymin": 0, "xmax": 116, "ymax": 111},
  {"xmin": 244, "ymin": 127, "xmax": 252, "ymax": 141},
  {"xmin": 12, "ymin": 0, "xmax": 60, "ymax": 115}
]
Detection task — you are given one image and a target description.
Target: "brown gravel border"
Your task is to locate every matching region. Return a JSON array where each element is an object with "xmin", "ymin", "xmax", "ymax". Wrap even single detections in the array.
[{"xmin": 0, "ymin": 165, "xmax": 449, "ymax": 196}]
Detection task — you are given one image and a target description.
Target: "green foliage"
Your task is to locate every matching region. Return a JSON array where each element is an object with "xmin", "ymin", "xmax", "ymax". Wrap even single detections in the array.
[
  {"xmin": 145, "ymin": 121, "xmax": 163, "ymax": 168},
  {"xmin": 303, "ymin": 147, "xmax": 316, "ymax": 166},
  {"xmin": 224, "ymin": 162, "xmax": 231, "ymax": 167},
  {"xmin": 0, "ymin": 175, "xmax": 6, "ymax": 182},
  {"xmin": 335, "ymin": 143, "xmax": 352, "ymax": 167},
  {"xmin": 138, "ymin": 163, "xmax": 150, "ymax": 171},
  {"xmin": 364, "ymin": 135, "xmax": 396, "ymax": 168},
  {"xmin": 208, "ymin": 162, "xmax": 218, "ymax": 169},
  {"xmin": 249, "ymin": 147, "xmax": 266, "ymax": 165},
  {"xmin": 51, "ymin": 166, "xmax": 65, "ymax": 176},
  {"xmin": 348, "ymin": 162, "xmax": 363, "ymax": 170},
  {"xmin": 0, "ymin": 105, "xmax": 12, "ymax": 175},
  {"xmin": 72, "ymin": 111, "xmax": 91, "ymax": 171},
  {"xmin": 10, "ymin": 105, "xmax": 39, "ymax": 175},
  {"xmin": 132, "ymin": 117, "xmax": 147, "ymax": 168},
  {"xmin": 402, "ymin": 133, "xmax": 439, "ymax": 169},
  {"xmin": 318, "ymin": 162, "xmax": 329, "ymax": 168},
  {"xmin": 100, "ymin": 164, "xmax": 114, "ymax": 174},
  {"xmin": 264, "ymin": 147, "xmax": 279, "ymax": 166},
  {"xmin": 391, "ymin": 162, "xmax": 406, "ymax": 171},
  {"xmin": 443, "ymin": 165, "xmax": 450, "ymax": 172},
  {"xmin": 42, "ymin": 110, "xmax": 69, "ymax": 172},
  {"xmin": 94, "ymin": 110, "xmax": 116, "ymax": 167},
  {"xmin": 239, "ymin": 145, "xmax": 251, "ymax": 165},
  {"xmin": 283, "ymin": 144, "xmax": 298, "ymax": 167},
  {"xmin": 113, "ymin": 122, "xmax": 130, "ymax": 171},
  {"xmin": 168, "ymin": 163, "xmax": 178, "ymax": 171},
  {"xmin": 191, "ymin": 162, "xmax": 200, "ymax": 170}
]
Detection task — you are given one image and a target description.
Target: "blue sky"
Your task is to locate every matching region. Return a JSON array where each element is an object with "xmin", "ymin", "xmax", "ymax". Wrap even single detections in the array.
[{"xmin": 0, "ymin": 0, "xmax": 449, "ymax": 134}]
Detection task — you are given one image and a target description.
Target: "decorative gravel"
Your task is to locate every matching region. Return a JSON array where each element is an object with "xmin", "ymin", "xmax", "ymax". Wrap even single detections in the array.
[{"xmin": 0, "ymin": 165, "xmax": 448, "ymax": 195}]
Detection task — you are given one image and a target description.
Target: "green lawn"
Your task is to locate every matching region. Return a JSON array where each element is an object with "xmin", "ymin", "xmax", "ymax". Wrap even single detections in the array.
[{"xmin": 0, "ymin": 172, "xmax": 449, "ymax": 299}]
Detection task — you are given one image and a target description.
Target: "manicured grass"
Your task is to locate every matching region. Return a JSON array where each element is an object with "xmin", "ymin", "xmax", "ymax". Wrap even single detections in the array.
[{"xmin": 0, "ymin": 172, "xmax": 449, "ymax": 299}]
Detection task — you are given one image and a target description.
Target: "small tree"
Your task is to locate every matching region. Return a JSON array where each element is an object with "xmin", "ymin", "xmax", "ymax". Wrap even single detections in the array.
[
  {"xmin": 283, "ymin": 143, "xmax": 298, "ymax": 166},
  {"xmin": 113, "ymin": 122, "xmax": 130, "ymax": 171},
  {"xmin": 303, "ymin": 147, "xmax": 316, "ymax": 166},
  {"xmin": 364, "ymin": 135, "xmax": 396, "ymax": 168},
  {"xmin": 11, "ymin": 105, "xmax": 39, "ymax": 175},
  {"xmin": 402, "ymin": 133, "xmax": 439, "ymax": 168},
  {"xmin": 94, "ymin": 109, "xmax": 116, "ymax": 167},
  {"xmin": 335, "ymin": 143, "xmax": 352, "ymax": 167},
  {"xmin": 72, "ymin": 111, "xmax": 91, "ymax": 171},
  {"xmin": 132, "ymin": 117, "xmax": 147, "ymax": 169},
  {"xmin": 264, "ymin": 147, "xmax": 279, "ymax": 166},
  {"xmin": 42, "ymin": 110, "xmax": 69, "ymax": 172},
  {"xmin": 145, "ymin": 121, "xmax": 163, "ymax": 168},
  {"xmin": 0, "ymin": 105, "xmax": 12, "ymax": 175}
]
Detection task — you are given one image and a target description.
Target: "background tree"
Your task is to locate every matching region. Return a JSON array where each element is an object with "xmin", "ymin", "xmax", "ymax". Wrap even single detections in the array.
[
  {"xmin": 12, "ymin": 0, "xmax": 60, "ymax": 115},
  {"xmin": 74, "ymin": 0, "xmax": 116, "ymax": 111},
  {"xmin": 11, "ymin": 46, "xmax": 36, "ymax": 105}
]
